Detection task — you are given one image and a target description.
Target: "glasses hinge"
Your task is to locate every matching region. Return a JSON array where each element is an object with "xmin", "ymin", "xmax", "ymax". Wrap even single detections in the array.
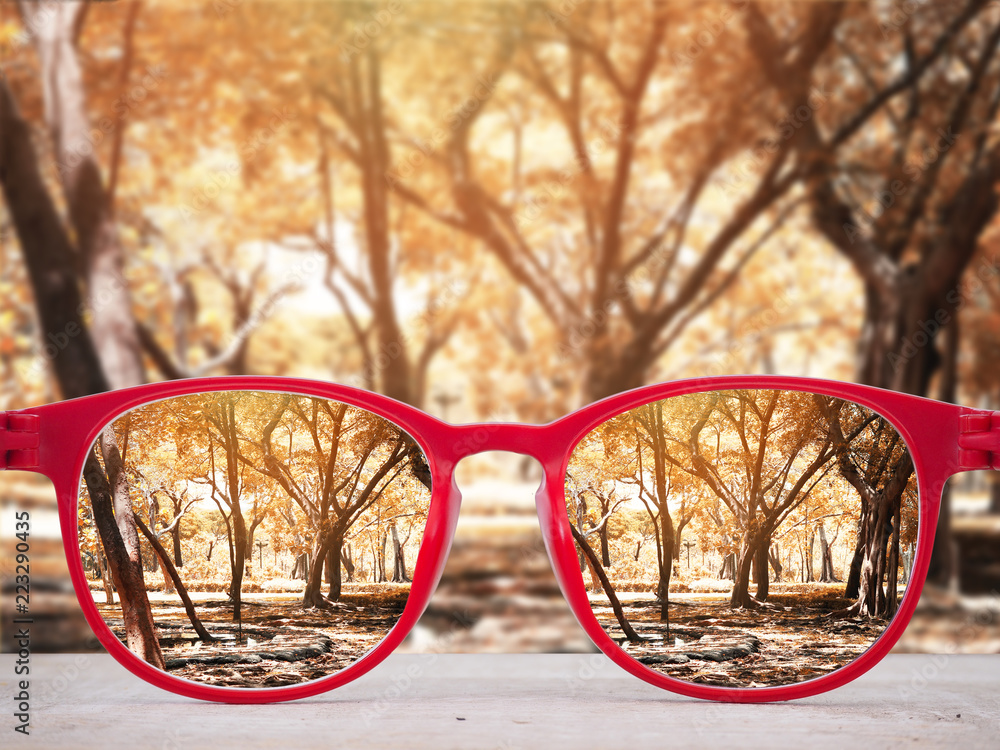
[
  {"xmin": 958, "ymin": 412, "xmax": 1000, "ymax": 471},
  {"xmin": 0, "ymin": 412, "xmax": 40, "ymax": 470}
]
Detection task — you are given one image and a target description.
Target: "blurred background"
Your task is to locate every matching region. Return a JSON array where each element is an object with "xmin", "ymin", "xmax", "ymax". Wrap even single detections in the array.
[{"xmin": 1, "ymin": 0, "xmax": 999, "ymax": 657}]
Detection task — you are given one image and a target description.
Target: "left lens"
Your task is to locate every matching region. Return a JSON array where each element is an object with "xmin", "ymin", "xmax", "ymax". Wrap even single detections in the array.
[
  {"xmin": 77, "ymin": 391, "xmax": 432, "ymax": 689},
  {"xmin": 564, "ymin": 389, "xmax": 917, "ymax": 688}
]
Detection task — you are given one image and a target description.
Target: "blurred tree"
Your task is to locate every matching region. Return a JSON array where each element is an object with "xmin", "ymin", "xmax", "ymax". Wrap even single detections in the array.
[
  {"xmin": 1, "ymin": 2, "xmax": 163, "ymax": 665},
  {"xmin": 743, "ymin": 0, "xmax": 1000, "ymax": 586},
  {"xmin": 16, "ymin": 1, "xmax": 144, "ymax": 389},
  {"xmin": 386, "ymin": 1, "xmax": 840, "ymax": 404}
]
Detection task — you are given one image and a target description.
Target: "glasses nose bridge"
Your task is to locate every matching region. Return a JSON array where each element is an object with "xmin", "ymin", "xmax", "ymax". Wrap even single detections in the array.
[{"xmin": 445, "ymin": 422, "xmax": 564, "ymax": 468}]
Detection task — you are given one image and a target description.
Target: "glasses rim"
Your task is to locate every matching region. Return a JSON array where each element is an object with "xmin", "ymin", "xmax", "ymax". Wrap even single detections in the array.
[
  {"xmin": 6, "ymin": 374, "xmax": 965, "ymax": 703},
  {"xmin": 555, "ymin": 383, "xmax": 941, "ymax": 702}
]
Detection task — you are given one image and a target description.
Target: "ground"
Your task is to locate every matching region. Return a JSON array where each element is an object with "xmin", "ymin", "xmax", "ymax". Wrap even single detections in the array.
[
  {"xmin": 591, "ymin": 583, "xmax": 891, "ymax": 687},
  {"xmin": 93, "ymin": 585, "xmax": 411, "ymax": 687}
]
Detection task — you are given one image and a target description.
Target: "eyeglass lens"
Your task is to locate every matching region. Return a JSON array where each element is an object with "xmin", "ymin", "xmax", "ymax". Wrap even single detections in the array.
[
  {"xmin": 565, "ymin": 389, "xmax": 917, "ymax": 688},
  {"xmin": 78, "ymin": 391, "xmax": 432, "ymax": 688}
]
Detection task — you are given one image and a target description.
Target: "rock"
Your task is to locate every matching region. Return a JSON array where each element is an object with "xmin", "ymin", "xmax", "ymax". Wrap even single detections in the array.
[{"xmin": 639, "ymin": 654, "xmax": 691, "ymax": 665}]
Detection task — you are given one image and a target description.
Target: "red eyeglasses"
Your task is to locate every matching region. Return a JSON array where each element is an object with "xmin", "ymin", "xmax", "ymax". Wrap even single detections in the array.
[{"xmin": 0, "ymin": 375, "xmax": 983, "ymax": 703}]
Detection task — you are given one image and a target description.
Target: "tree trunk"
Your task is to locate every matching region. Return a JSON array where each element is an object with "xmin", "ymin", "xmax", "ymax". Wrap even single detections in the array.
[
  {"xmin": 599, "ymin": 527, "xmax": 612, "ymax": 568},
  {"xmin": 570, "ymin": 524, "xmax": 642, "ymax": 643},
  {"xmin": 719, "ymin": 551, "xmax": 735, "ymax": 580},
  {"xmin": 806, "ymin": 533, "xmax": 815, "ymax": 583},
  {"xmin": 146, "ymin": 496, "xmax": 160, "ymax": 574},
  {"xmin": 324, "ymin": 546, "xmax": 335, "ymax": 585},
  {"xmin": 135, "ymin": 516, "xmax": 215, "ymax": 643},
  {"xmin": 246, "ymin": 521, "xmax": 261, "ymax": 570},
  {"xmin": 303, "ymin": 536, "xmax": 328, "ymax": 607},
  {"xmin": 853, "ymin": 490, "xmax": 901, "ymax": 618},
  {"xmin": 327, "ymin": 533, "xmax": 345, "ymax": 600},
  {"xmin": 656, "ymin": 514, "xmax": 674, "ymax": 623},
  {"xmin": 25, "ymin": 2, "xmax": 145, "ymax": 391},
  {"xmin": 83, "ymin": 451, "xmax": 165, "ymax": 669},
  {"xmin": 100, "ymin": 552, "xmax": 114, "ymax": 605},
  {"xmin": 341, "ymin": 544, "xmax": 356, "ymax": 583},
  {"xmin": 378, "ymin": 533, "xmax": 387, "ymax": 583},
  {"xmin": 729, "ymin": 540, "xmax": 757, "ymax": 609},
  {"xmin": 0, "ymin": 78, "xmax": 107, "ymax": 395},
  {"xmin": 819, "ymin": 525, "xmax": 835, "ymax": 582},
  {"xmin": 768, "ymin": 545, "xmax": 783, "ymax": 583},
  {"xmin": 2, "ymin": 31, "xmax": 162, "ymax": 668},
  {"xmin": 844, "ymin": 538, "xmax": 864, "ymax": 599},
  {"xmin": 353, "ymin": 49, "xmax": 414, "ymax": 405},
  {"xmin": 575, "ymin": 502, "xmax": 587, "ymax": 572},
  {"xmin": 390, "ymin": 525, "xmax": 408, "ymax": 583},
  {"xmin": 753, "ymin": 541, "xmax": 770, "ymax": 601},
  {"xmin": 230, "ymin": 513, "xmax": 247, "ymax": 625},
  {"xmin": 583, "ymin": 553, "xmax": 604, "ymax": 594},
  {"xmin": 171, "ymin": 525, "xmax": 183, "ymax": 568},
  {"xmin": 303, "ymin": 531, "xmax": 345, "ymax": 606},
  {"xmin": 885, "ymin": 498, "xmax": 902, "ymax": 619}
]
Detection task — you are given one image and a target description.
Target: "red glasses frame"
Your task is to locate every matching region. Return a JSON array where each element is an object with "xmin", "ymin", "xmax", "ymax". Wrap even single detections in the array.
[{"xmin": 1, "ymin": 374, "xmax": 988, "ymax": 703}]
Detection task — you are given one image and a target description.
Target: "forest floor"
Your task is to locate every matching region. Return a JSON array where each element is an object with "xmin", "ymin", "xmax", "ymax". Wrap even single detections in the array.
[
  {"xmin": 594, "ymin": 584, "xmax": 889, "ymax": 688},
  {"xmin": 94, "ymin": 585, "xmax": 411, "ymax": 687}
]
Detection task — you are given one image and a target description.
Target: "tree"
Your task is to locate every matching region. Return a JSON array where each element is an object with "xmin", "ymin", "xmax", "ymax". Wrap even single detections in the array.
[
  {"xmin": 133, "ymin": 515, "xmax": 215, "ymax": 644},
  {"xmin": 82, "ymin": 428, "xmax": 165, "ymax": 668},
  {"xmin": 252, "ymin": 394, "xmax": 430, "ymax": 606},
  {"xmin": 826, "ymin": 400, "xmax": 916, "ymax": 618},
  {"xmin": 187, "ymin": 392, "xmax": 282, "ymax": 624},
  {"xmin": 2, "ymin": 4, "xmax": 162, "ymax": 665},
  {"xmin": 568, "ymin": 523, "xmax": 641, "ymax": 644},
  {"xmin": 16, "ymin": 1, "xmax": 145, "ymax": 390},
  {"xmin": 744, "ymin": 0, "xmax": 1000, "ymax": 586},
  {"xmin": 681, "ymin": 391, "xmax": 842, "ymax": 608}
]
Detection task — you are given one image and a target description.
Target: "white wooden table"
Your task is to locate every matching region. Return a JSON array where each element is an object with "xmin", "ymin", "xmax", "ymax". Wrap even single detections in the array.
[{"xmin": 1, "ymin": 654, "xmax": 996, "ymax": 748}]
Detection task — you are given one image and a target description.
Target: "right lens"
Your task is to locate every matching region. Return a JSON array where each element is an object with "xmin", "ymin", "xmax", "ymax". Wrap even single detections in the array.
[
  {"xmin": 565, "ymin": 389, "xmax": 917, "ymax": 688},
  {"xmin": 77, "ymin": 391, "xmax": 432, "ymax": 689}
]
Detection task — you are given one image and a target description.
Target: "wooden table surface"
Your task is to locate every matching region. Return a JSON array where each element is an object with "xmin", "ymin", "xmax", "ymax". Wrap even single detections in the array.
[{"xmin": 1, "ymin": 653, "xmax": 997, "ymax": 748}]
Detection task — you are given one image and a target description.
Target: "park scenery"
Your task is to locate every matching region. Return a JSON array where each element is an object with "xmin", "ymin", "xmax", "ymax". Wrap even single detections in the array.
[
  {"xmin": 566, "ymin": 389, "xmax": 917, "ymax": 687},
  {"xmin": 4, "ymin": 0, "xmax": 1000, "ymax": 664},
  {"xmin": 77, "ymin": 391, "xmax": 432, "ymax": 687}
]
